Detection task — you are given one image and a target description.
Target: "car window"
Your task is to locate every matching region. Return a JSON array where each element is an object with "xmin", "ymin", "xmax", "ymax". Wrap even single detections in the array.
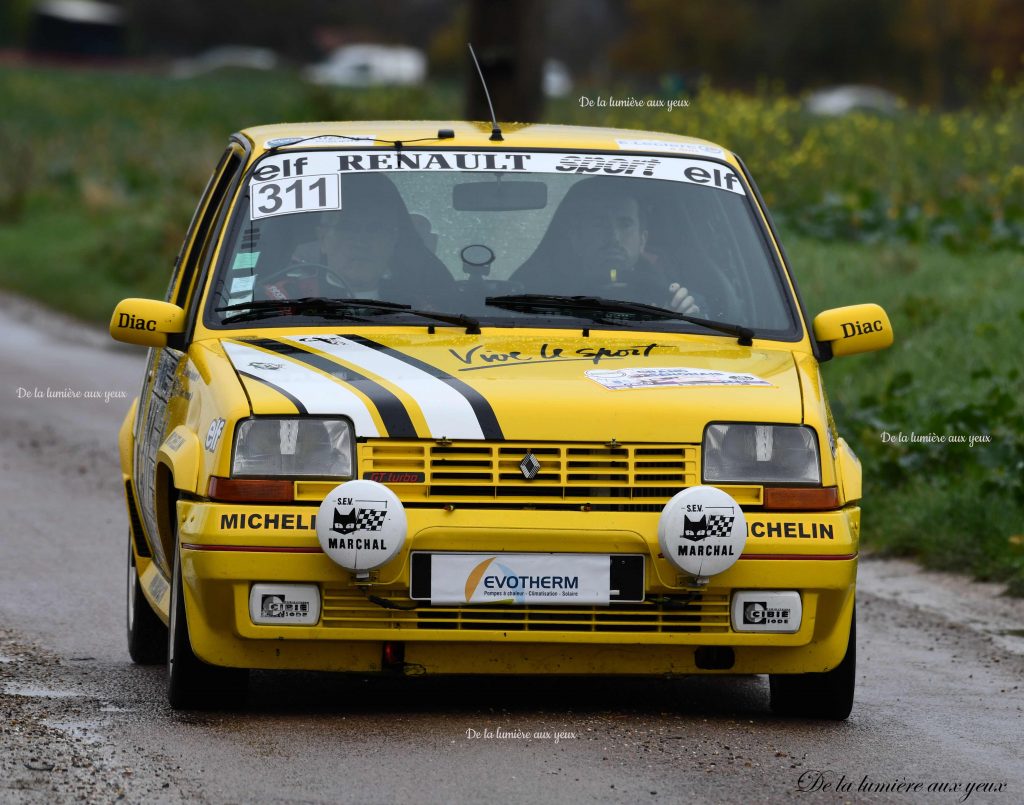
[
  {"xmin": 206, "ymin": 149, "xmax": 798, "ymax": 336},
  {"xmin": 167, "ymin": 145, "xmax": 245, "ymax": 309}
]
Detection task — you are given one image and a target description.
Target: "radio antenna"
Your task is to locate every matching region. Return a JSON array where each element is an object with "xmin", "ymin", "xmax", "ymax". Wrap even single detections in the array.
[{"xmin": 467, "ymin": 43, "xmax": 503, "ymax": 141}]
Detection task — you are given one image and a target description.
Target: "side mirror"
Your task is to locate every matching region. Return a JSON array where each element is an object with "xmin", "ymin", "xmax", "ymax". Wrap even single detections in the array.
[
  {"xmin": 813, "ymin": 303, "xmax": 894, "ymax": 357},
  {"xmin": 110, "ymin": 298, "xmax": 186, "ymax": 347}
]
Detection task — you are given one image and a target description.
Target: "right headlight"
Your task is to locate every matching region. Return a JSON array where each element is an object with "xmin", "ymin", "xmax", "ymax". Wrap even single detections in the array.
[
  {"xmin": 232, "ymin": 417, "xmax": 354, "ymax": 478},
  {"xmin": 702, "ymin": 424, "xmax": 821, "ymax": 484}
]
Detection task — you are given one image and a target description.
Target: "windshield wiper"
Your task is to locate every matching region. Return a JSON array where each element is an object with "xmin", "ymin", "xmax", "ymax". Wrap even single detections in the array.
[
  {"xmin": 216, "ymin": 297, "xmax": 481, "ymax": 333},
  {"xmin": 485, "ymin": 294, "xmax": 754, "ymax": 346},
  {"xmin": 216, "ymin": 297, "xmax": 408, "ymax": 325}
]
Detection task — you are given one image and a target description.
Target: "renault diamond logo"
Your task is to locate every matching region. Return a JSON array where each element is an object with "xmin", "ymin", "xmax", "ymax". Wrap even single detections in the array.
[{"xmin": 519, "ymin": 452, "xmax": 541, "ymax": 480}]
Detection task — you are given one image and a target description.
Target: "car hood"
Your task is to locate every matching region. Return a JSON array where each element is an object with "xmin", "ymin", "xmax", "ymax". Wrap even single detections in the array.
[{"xmin": 218, "ymin": 331, "xmax": 803, "ymax": 443}]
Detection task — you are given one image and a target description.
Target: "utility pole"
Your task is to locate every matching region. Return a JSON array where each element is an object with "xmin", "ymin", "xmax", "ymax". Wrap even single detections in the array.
[{"xmin": 465, "ymin": 0, "xmax": 545, "ymax": 123}]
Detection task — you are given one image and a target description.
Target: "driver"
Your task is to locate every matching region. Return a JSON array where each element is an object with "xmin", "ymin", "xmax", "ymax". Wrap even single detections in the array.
[
  {"xmin": 510, "ymin": 177, "xmax": 700, "ymax": 315},
  {"xmin": 262, "ymin": 173, "xmax": 453, "ymax": 306},
  {"xmin": 306, "ymin": 209, "xmax": 401, "ymax": 297}
]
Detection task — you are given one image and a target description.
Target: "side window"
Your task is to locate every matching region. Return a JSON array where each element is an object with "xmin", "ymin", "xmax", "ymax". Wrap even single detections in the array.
[{"xmin": 165, "ymin": 144, "xmax": 245, "ymax": 309}]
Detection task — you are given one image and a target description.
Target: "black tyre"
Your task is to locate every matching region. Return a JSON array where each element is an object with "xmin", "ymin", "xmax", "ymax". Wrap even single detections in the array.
[
  {"xmin": 127, "ymin": 539, "xmax": 167, "ymax": 665},
  {"xmin": 769, "ymin": 608, "xmax": 856, "ymax": 720},
  {"xmin": 167, "ymin": 543, "xmax": 248, "ymax": 710}
]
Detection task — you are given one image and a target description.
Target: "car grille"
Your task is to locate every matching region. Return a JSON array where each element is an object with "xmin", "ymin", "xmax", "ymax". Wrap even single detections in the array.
[
  {"xmin": 358, "ymin": 440, "xmax": 699, "ymax": 510},
  {"xmin": 321, "ymin": 589, "xmax": 731, "ymax": 634}
]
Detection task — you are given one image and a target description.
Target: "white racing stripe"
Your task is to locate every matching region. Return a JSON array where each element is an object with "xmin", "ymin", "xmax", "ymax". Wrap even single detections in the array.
[
  {"xmin": 283, "ymin": 335, "xmax": 485, "ymax": 440},
  {"xmin": 223, "ymin": 341, "xmax": 379, "ymax": 436}
]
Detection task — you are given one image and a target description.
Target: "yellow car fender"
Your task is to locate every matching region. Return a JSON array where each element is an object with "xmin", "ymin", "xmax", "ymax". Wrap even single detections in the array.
[
  {"xmin": 835, "ymin": 437, "xmax": 863, "ymax": 503},
  {"xmin": 118, "ymin": 398, "xmax": 138, "ymax": 479},
  {"xmin": 157, "ymin": 425, "xmax": 203, "ymax": 494}
]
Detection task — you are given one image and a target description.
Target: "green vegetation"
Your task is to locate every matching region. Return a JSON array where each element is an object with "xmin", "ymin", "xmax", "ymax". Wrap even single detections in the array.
[
  {"xmin": 0, "ymin": 67, "xmax": 456, "ymax": 319},
  {"xmin": 560, "ymin": 79, "xmax": 1024, "ymax": 251},
  {"xmin": 789, "ymin": 235, "xmax": 1024, "ymax": 594},
  {"xmin": 1, "ymin": 65, "xmax": 1020, "ymax": 591}
]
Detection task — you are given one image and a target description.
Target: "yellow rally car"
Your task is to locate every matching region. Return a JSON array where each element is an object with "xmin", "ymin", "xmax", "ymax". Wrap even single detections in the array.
[{"xmin": 111, "ymin": 121, "xmax": 892, "ymax": 717}]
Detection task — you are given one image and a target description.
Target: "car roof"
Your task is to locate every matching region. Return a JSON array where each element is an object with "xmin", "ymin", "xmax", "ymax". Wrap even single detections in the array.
[{"xmin": 238, "ymin": 121, "xmax": 736, "ymax": 163}]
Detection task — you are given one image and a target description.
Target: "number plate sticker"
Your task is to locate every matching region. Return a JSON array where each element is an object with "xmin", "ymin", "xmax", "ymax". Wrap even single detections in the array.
[
  {"xmin": 250, "ymin": 173, "xmax": 342, "ymax": 220},
  {"xmin": 410, "ymin": 553, "xmax": 644, "ymax": 605}
]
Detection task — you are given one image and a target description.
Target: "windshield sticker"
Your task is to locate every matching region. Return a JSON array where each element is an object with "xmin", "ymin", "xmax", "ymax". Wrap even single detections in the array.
[
  {"xmin": 252, "ymin": 151, "xmax": 746, "ymax": 196},
  {"xmin": 232, "ymin": 251, "xmax": 260, "ymax": 270},
  {"xmin": 265, "ymin": 134, "xmax": 377, "ymax": 148},
  {"xmin": 586, "ymin": 367, "xmax": 772, "ymax": 390},
  {"xmin": 230, "ymin": 275, "xmax": 256, "ymax": 293},
  {"xmin": 617, "ymin": 139, "xmax": 725, "ymax": 158},
  {"xmin": 250, "ymin": 173, "xmax": 342, "ymax": 220}
]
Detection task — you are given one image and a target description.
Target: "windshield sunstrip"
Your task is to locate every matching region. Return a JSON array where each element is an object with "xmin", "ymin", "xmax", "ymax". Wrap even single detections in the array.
[{"xmin": 250, "ymin": 150, "xmax": 747, "ymax": 197}]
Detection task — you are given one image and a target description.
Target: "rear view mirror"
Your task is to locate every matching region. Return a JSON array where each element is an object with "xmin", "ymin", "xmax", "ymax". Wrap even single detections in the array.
[
  {"xmin": 813, "ymin": 303, "xmax": 894, "ymax": 357},
  {"xmin": 453, "ymin": 181, "xmax": 547, "ymax": 211},
  {"xmin": 110, "ymin": 298, "xmax": 186, "ymax": 348}
]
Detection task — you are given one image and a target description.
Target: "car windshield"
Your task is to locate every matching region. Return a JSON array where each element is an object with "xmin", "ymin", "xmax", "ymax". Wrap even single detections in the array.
[{"xmin": 207, "ymin": 148, "xmax": 798, "ymax": 336}]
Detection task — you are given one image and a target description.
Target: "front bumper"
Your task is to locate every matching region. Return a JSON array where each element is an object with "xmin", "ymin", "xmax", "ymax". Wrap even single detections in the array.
[{"xmin": 177, "ymin": 502, "xmax": 858, "ymax": 675}]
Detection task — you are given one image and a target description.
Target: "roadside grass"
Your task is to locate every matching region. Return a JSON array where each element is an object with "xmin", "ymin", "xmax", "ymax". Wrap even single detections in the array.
[
  {"xmin": 788, "ymin": 234, "xmax": 1024, "ymax": 593},
  {"xmin": 554, "ymin": 78, "xmax": 1024, "ymax": 251},
  {"xmin": 1, "ymin": 66, "xmax": 1021, "ymax": 592},
  {"xmin": 0, "ymin": 204, "xmax": 170, "ymax": 320}
]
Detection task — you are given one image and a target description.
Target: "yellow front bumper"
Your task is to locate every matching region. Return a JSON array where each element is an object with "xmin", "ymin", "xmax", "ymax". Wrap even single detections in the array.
[{"xmin": 176, "ymin": 502, "xmax": 858, "ymax": 675}]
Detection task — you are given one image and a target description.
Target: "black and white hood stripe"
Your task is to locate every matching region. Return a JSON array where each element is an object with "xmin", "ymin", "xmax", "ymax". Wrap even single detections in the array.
[{"xmin": 223, "ymin": 336, "xmax": 503, "ymax": 440}]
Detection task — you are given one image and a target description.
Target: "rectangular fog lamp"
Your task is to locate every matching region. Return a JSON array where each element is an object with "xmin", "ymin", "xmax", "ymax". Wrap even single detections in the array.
[
  {"xmin": 249, "ymin": 584, "xmax": 321, "ymax": 626},
  {"xmin": 731, "ymin": 591, "xmax": 802, "ymax": 633}
]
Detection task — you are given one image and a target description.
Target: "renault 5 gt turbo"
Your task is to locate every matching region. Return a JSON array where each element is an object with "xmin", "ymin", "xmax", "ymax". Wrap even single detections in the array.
[{"xmin": 111, "ymin": 121, "xmax": 893, "ymax": 717}]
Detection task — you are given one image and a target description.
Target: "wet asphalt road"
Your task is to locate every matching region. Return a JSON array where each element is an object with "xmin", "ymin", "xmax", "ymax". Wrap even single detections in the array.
[{"xmin": 1, "ymin": 293, "xmax": 1023, "ymax": 804}]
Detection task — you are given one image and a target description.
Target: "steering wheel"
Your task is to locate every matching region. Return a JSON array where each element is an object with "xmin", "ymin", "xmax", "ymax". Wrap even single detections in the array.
[
  {"xmin": 258, "ymin": 262, "xmax": 352, "ymax": 300},
  {"xmin": 622, "ymin": 262, "xmax": 742, "ymax": 321},
  {"xmin": 677, "ymin": 264, "xmax": 743, "ymax": 321}
]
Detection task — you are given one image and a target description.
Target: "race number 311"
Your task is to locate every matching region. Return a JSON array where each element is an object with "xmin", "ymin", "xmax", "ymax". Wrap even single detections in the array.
[{"xmin": 250, "ymin": 174, "xmax": 342, "ymax": 220}]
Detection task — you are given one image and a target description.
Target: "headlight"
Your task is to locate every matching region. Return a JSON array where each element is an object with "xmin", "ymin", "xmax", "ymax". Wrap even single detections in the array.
[
  {"xmin": 702, "ymin": 424, "xmax": 821, "ymax": 484},
  {"xmin": 232, "ymin": 418, "xmax": 354, "ymax": 478}
]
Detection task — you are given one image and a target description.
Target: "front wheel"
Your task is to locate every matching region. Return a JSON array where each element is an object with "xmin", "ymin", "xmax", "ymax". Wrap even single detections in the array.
[
  {"xmin": 126, "ymin": 538, "xmax": 167, "ymax": 665},
  {"xmin": 167, "ymin": 544, "xmax": 248, "ymax": 710},
  {"xmin": 769, "ymin": 608, "xmax": 856, "ymax": 720}
]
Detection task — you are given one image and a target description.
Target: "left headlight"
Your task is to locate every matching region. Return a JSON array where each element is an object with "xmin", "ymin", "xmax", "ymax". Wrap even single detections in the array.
[
  {"xmin": 232, "ymin": 418, "xmax": 354, "ymax": 478},
  {"xmin": 702, "ymin": 424, "xmax": 821, "ymax": 484}
]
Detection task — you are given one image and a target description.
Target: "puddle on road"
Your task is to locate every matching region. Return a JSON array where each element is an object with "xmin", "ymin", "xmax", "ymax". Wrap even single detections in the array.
[
  {"xmin": 41, "ymin": 718, "xmax": 107, "ymax": 745},
  {"xmin": 2, "ymin": 683, "xmax": 84, "ymax": 699},
  {"xmin": 99, "ymin": 703, "xmax": 132, "ymax": 713}
]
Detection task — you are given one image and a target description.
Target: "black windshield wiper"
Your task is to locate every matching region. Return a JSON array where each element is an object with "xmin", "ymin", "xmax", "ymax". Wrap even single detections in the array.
[
  {"xmin": 484, "ymin": 294, "xmax": 754, "ymax": 345},
  {"xmin": 216, "ymin": 297, "xmax": 409, "ymax": 325},
  {"xmin": 388, "ymin": 309, "xmax": 482, "ymax": 334},
  {"xmin": 216, "ymin": 297, "xmax": 481, "ymax": 333}
]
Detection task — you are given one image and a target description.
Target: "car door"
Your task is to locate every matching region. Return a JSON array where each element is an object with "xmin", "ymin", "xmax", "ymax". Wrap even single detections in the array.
[{"xmin": 132, "ymin": 143, "xmax": 246, "ymax": 574}]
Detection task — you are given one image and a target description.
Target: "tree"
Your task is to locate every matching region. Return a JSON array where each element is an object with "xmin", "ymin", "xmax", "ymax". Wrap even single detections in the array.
[{"xmin": 465, "ymin": 0, "xmax": 545, "ymax": 124}]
